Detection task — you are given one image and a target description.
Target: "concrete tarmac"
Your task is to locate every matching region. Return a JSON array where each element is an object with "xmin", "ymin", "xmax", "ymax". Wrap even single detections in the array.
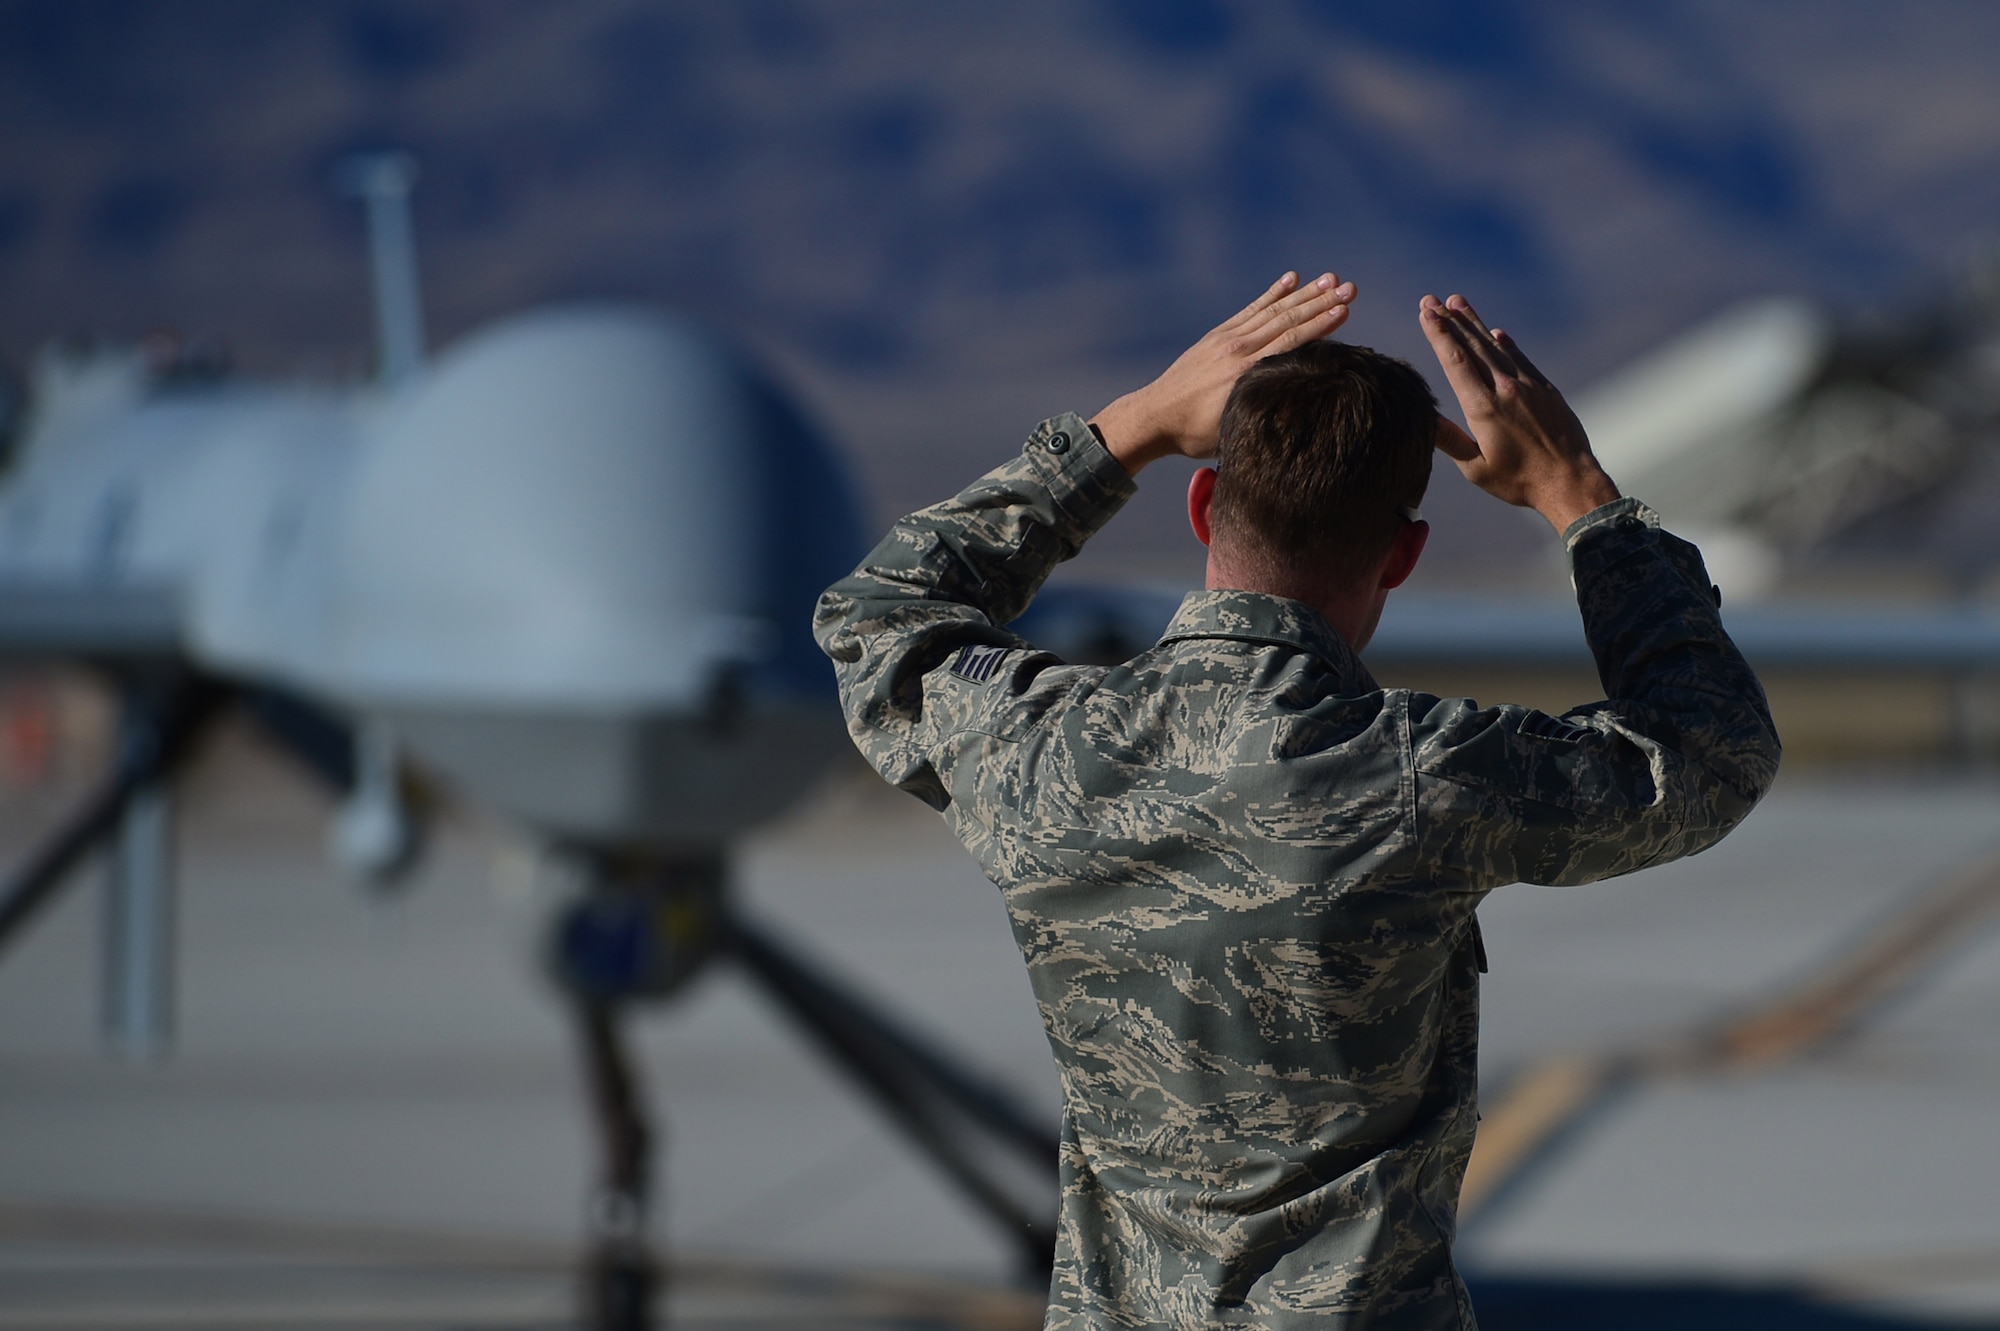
[
  {"xmin": 1465, "ymin": 780, "xmax": 2000, "ymax": 1325},
  {"xmin": 2, "ymin": 725, "xmax": 1999, "ymax": 1326}
]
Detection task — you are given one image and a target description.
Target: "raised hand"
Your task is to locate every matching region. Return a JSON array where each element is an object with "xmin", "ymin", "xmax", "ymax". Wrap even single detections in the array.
[
  {"xmin": 1420, "ymin": 293, "xmax": 1620, "ymax": 533},
  {"xmin": 1093, "ymin": 271, "xmax": 1357, "ymax": 476}
]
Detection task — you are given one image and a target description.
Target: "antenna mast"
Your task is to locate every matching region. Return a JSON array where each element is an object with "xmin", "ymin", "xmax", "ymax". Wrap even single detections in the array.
[{"xmin": 337, "ymin": 152, "xmax": 427, "ymax": 388}]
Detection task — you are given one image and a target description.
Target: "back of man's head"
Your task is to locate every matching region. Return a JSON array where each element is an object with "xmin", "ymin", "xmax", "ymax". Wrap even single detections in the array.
[{"xmin": 1210, "ymin": 341, "xmax": 1437, "ymax": 592}]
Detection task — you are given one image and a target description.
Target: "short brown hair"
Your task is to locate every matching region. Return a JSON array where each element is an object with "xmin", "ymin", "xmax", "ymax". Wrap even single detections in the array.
[{"xmin": 1210, "ymin": 341, "xmax": 1436, "ymax": 587}]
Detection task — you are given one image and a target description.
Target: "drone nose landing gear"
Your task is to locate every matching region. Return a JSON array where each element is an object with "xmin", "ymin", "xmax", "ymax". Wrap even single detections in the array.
[
  {"xmin": 547, "ymin": 852, "xmax": 1057, "ymax": 1331},
  {"xmin": 552, "ymin": 854, "xmax": 725, "ymax": 1331},
  {"xmin": 575, "ymin": 999, "xmax": 659, "ymax": 1331}
]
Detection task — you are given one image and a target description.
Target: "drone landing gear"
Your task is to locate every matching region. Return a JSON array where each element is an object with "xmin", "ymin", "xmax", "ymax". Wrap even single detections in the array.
[
  {"xmin": 552, "ymin": 855, "xmax": 722, "ymax": 1331},
  {"xmin": 575, "ymin": 1000, "xmax": 658, "ymax": 1331},
  {"xmin": 550, "ymin": 853, "xmax": 1058, "ymax": 1331},
  {"xmin": 728, "ymin": 914, "xmax": 1058, "ymax": 1277},
  {"xmin": 0, "ymin": 673, "xmax": 223, "ymax": 1058}
]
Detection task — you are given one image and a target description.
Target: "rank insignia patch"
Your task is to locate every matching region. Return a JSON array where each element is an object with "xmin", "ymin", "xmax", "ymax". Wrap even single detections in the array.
[{"xmin": 950, "ymin": 644, "xmax": 1007, "ymax": 683}]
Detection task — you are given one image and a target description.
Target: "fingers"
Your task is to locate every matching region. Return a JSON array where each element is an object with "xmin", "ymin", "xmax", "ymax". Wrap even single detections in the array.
[
  {"xmin": 1227, "ymin": 271, "xmax": 1299, "ymax": 327},
  {"xmin": 1436, "ymin": 292, "xmax": 1549, "ymax": 384},
  {"xmin": 1434, "ymin": 415, "xmax": 1481, "ymax": 463},
  {"xmin": 1421, "ymin": 286, "xmax": 1553, "ymax": 387},
  {"xmin": 1228, "ymin": 270, "xmax": 1346, "ymax": 331},
  {"xmin": 1237, "ymin": 277, "xmax": 1355, "ymax": 352},
  {"xmin": 1267, "ymin": 298, "xmax": 1351, "ymax": 355},
  {"xmin": 1491, "ymin": 328, "xmax": 1546, "ymax": 382},
  {"xmin": 1419, "ymin": 294, "xmax": 1496, "ymax": 405},
  {"xmin": 1442, "ymin": 294, "xmax": 1522, "ymax": 379}
]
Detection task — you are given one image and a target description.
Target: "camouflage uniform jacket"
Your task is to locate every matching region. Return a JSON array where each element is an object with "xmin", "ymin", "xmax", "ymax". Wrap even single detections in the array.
[{"xmin": 814, "ymin": 414, "xmax": 1781, "ymax": 1329}]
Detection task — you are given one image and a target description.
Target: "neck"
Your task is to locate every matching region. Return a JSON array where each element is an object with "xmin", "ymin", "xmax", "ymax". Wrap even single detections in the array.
[{"xmin": 1204, "ymin": 549, "xmax": 1386, "ymax": 652}]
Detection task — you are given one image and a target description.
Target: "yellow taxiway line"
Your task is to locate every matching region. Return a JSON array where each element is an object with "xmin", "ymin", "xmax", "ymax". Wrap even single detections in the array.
[{"xmin": 1459, "ymin": 845, "xmax": 2000, "ymax": 1223}]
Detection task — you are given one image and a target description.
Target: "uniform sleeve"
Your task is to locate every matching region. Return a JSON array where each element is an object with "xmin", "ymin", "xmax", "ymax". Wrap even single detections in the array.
[
  {"xmin": 813, "ymin": 413, "xmax": 1136, "ymax": 810},
  {"xmin": 1413, "ymin": 498, "xmax": 1782, "ymax": 889}
]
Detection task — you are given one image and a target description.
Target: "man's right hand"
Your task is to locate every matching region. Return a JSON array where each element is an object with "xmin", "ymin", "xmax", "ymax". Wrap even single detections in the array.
[
  {"xmin": 1092, "ymin": 270, "xmax": 1357, "ymax": 478},
  {"xmin": 1420, "ymin": 293, "xmax": 1620, "ymax": 533}
]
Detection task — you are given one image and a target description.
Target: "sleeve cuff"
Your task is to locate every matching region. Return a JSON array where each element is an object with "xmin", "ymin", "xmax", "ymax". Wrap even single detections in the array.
[
  {"xmin": 1562, "ymin": 495, "xmax": 1658, "ymax": 551},
  {"xmin": 1023, "ymin": 411, "xmax": 1138, "ymax": 525}
]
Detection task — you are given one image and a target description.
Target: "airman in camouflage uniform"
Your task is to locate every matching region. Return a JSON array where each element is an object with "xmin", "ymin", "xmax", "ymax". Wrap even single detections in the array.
[{"xmin": 815, "ymin": 276, "xmax": 1780, "ymax": 1329}]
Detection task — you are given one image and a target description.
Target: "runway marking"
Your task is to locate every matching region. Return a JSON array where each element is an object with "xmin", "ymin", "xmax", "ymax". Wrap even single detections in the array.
[
  {"xmin": 1457, "ymin": 1057, "xmax": 1607, "ymax": 1217},
  {"xmin": 0, "ymin": 1196, "xmax": 1044, "ymax": 1331},
  {"xmin": 0, "ymin": 1296, "xmax": 560, "ymax": 1330},
  {"xmin": 1708, "ymin": 847, "xmax": 2000, "ymax": 1068},
  {"xmin": 0, "ymin": 1196, "xmax": 571, "ymax": 1270},
  {"xmin": 1460, "ymin": 844, "xmax": 2000, "ymax": 1223},
  {"xmin": 1805, "ymin": 1241, "xmax": 2000, "ymax": 1296}
]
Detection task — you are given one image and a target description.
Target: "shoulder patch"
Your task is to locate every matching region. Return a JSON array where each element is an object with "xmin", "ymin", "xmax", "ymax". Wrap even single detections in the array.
[
  {"xmin": 1518, "ymin": 711, "xmax": 1591, "ymax": 744},
  {"xmin": 950, "ymin": 643, "xmax": 1008, "ymax": 684}
]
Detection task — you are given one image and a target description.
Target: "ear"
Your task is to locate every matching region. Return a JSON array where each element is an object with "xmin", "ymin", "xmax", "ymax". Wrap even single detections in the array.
[
  {"xmin": 1378, "ymin": 520, "xmax": 1428, "ymax": 591},
  {"xmin": 1187, "ymin": 467, "xmax": 1217, "ymax": 547}
]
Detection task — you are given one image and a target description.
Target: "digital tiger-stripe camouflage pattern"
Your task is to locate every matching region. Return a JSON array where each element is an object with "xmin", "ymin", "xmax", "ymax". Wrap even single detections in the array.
[{"xmin": 814, "ymin": 414, "xmax": 1780, "ymax": 1329}]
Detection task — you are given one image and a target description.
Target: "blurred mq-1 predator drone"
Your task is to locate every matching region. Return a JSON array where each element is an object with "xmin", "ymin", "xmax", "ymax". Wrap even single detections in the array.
[{"xmin": 0, "ymin": 156, "xmax": 1055, "ymax": 1330}]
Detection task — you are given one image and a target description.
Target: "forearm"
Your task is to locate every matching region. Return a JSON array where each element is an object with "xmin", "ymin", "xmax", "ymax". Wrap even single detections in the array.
[
  {"xmin": 818, "ymin": 413, "xmax": 1133, "ymax": 635},
  {"xmin": 1415, "ymin": 504, "xmax": 1779, "ymax": 889},
  {"xmin": 1566, "ymin": 499, "xmax": 1781, "ymax": 842},
  {"xmin": 813, "ymin": 414, "xmax": 1134, "ymax": 798}
]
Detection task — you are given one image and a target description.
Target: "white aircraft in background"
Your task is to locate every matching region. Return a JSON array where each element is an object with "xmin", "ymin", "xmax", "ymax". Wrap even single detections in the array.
[
  {"xmin": 1027, "ymin": 260, "xmax": 2000, "ymax": 674},
  {"xmin": 2, "ymin": 154, "xmax": 1998, "ymax": 1329},
  {"xmin": 1574, "ymin": 279, "xmax": 2000, "ymax": 599}
]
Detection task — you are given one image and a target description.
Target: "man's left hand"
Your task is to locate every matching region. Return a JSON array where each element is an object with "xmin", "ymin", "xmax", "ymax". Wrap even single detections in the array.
[{"xmin": 1091, "ymin": 271, "xmax": 1356, "ymax": 477}]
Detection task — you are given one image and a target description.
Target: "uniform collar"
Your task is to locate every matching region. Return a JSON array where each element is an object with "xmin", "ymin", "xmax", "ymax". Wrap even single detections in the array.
[{"xmin": 1157, "ymin": 589, "xmax": 1378, "ymax": 693}]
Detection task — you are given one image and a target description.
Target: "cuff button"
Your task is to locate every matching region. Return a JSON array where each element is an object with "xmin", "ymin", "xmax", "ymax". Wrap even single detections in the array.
[{"xmin": 1046, "ymin": 430, "xmax": 1070, "ymax": 454}]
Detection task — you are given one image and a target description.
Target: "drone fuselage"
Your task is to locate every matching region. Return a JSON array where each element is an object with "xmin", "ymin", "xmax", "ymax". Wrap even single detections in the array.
[{"xmin": 0, "ymin": 305, "xmax": 863, "ymax": 851}]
